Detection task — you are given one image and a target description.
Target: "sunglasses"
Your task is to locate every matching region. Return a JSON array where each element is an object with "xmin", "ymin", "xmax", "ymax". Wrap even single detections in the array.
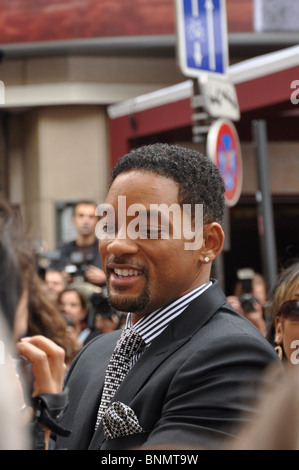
[{"xmin": 278, "ymin": 300, "xmax": 299, "ymax": 322}]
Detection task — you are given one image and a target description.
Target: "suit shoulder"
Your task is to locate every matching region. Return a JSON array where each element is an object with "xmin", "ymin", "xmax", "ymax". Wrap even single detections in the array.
[{"xmin": 198, "ymin": 306, "xmax": 279, "ymax": 361}]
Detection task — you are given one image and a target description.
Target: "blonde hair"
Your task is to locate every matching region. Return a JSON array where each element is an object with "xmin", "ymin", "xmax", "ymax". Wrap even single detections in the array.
[{"xmin": 270, "ymin": 261, "xmax": 299, "ymax": 317}]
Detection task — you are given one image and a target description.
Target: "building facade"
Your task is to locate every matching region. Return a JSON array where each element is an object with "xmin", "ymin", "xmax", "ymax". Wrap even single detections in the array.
[{"xmin": 0, "ymin": 0, "xmax": 298, "ymax": 292}]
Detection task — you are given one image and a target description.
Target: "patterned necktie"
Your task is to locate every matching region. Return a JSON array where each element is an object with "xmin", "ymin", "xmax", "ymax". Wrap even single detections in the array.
[{"xmin": 95, "ymin": 328, "xmax": 145, "ymax": 430}]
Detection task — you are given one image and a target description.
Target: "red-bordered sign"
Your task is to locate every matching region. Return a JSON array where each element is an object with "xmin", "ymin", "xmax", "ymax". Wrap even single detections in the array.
[{"xmin": 206, "ymin": 118, "xmax": 243, "ymax": 207}]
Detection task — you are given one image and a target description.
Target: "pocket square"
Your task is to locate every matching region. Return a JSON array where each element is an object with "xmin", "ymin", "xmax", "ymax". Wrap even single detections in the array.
[{"xmin": 102, "ymin": 401, "xmax": 144, "ymax": 440}]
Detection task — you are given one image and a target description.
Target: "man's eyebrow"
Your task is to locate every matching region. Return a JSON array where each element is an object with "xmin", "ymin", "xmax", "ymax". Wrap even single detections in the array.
[
  {"xmin": 129, "ymin": 208, "xmax": 175, "ymax": 220},
  {"xmin": 98, "ymin": 206, "xmax": 179, "ymax": 219}
]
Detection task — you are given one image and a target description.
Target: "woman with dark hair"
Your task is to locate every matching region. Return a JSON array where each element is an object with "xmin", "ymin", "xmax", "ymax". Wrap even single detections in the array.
[
  {"xmin": 0, "ymin": 196, "xmax": 68, "ymax": 449},
  {"xmin": 27, "ymin": 274, "xmax": 79, "ymax": 366},
  {"xmin": 0, "ymin": 198, "xmax": 24, "ymax": 338},
  {"xmin": 57, "ymin": 287, "xmax": 90, "ymax": 349},
  {"xmin": 0, "ymin": 197, "xmax": 79, "ymax": 366}
]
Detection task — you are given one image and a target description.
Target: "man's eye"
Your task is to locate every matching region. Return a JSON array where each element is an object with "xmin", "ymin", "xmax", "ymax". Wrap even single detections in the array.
[
  {"xmin": 102, "ymin": 224, "xmax": 115, "ymax": 235},
  {"xmin": 147, "ymin": 227, "xmax": 162, "ymax": 238}
]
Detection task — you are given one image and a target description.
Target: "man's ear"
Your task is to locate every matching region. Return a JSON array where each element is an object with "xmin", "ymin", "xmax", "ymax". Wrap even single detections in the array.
[{"xmin": 200, "ymin": 222, "xmax": 225, "ymax": 263}]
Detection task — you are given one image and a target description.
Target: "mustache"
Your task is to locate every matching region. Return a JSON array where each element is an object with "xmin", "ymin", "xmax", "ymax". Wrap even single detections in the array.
[
  {"xmin": 106, "ymin": 256, "xmax": 140, "ymax": 266},
  {"xmin": 106, "ymin": 256, "xmax": 148, "ymax": 275}
]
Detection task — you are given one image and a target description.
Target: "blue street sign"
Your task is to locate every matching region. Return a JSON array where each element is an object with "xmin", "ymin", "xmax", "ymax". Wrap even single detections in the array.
[{"xmin": 175, "ymin": 0, "xmax": 229, "ymax": 78}]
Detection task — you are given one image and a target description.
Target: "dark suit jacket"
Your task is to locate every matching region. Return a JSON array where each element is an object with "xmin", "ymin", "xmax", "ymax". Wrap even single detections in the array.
[
  {"xmin": 51, "ymin": 239, "xmax": 103, "ymax": 272},
  {"xmin": 54, "ymin": 280, "xmax": 280, "ymax": 450}
]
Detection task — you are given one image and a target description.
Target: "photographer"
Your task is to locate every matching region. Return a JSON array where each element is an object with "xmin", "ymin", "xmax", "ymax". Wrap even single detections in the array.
[
  {"xmin": 51, "ymin": 201, "xmax": 106, "ymax": 287},
  {"xmin": 227, "ymin": 268, "xmax": 268, "ymax": 336},
  {"xmin": 83, "ymin": 292, "xmax": 126, "ymax": 344}
]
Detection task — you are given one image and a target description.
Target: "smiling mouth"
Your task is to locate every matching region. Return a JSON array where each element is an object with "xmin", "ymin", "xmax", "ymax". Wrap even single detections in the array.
[
  {"xmin": 113, "ymin": 268, "xmax": 143, "ymax": 278},
  {"xmin": 107, "ymin": 267, "xmax": 144, "ymax": 291}
]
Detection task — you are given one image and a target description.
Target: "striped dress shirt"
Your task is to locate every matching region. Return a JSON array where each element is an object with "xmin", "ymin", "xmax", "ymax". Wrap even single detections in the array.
[{"xmin": 125, "ymin": 281, "xmax": 212, "ymax": 366}]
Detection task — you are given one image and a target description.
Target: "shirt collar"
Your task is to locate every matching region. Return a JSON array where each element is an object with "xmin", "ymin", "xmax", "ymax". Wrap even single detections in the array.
[{"xmin": 125, "ymin": 281, "xmax": 212, "ymax": 344}]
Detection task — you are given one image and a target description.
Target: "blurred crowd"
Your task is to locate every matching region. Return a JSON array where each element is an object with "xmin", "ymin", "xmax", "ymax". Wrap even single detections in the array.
[
  {"xmin": 34, "ymin": 200, "xmax": 127, "ymax": 366},
  {"xmin": 226, "ymin": 262, "xmax": 299, "ymax": 366},
  {"xmin": 0, "ymin": 198, "xmax": 126, "ymax": 449}
]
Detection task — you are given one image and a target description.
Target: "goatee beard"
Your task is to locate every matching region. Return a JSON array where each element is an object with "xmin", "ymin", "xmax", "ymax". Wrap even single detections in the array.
[{"xmin": 107, "ymin": 286, "xmax": 150, "ymax": 314}]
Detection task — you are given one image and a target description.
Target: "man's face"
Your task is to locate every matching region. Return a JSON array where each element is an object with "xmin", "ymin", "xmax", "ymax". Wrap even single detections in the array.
[
  {"xmin": 73, "ymin": 203, "xmax": 98, "ymax": 237},
  {"xmin": 45, "ymin": 271, "xmax": 65, "ymax": 296},
  {"xmin": 99, "ymin": 170, "xmax": 205, "ymax": 320}
]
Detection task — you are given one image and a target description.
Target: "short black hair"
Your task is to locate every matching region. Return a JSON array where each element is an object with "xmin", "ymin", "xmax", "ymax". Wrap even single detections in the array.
[
  {"xmin": 73, "ymin": 200, "xmax": 97, "ymax": 216},
  {"xmin": 111, "ymin": 143, "xmax": 226, "ymax": 225}
]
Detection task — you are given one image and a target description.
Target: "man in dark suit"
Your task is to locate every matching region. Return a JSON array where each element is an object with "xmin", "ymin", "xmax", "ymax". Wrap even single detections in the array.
[{"xmin": 53, "ymin": 143, "xmax": 280, "ymax": 450}]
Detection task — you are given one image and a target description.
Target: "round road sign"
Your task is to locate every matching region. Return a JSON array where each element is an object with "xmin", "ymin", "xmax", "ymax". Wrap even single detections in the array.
[{"xmin": 206, "ymin": 118, "xmax": 243, "ymax": 207}]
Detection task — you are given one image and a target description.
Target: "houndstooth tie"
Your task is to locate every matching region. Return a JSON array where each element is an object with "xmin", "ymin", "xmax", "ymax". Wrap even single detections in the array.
[{"xmin": 95, "ymin": 328, "xmax": 145, "ymax": 430}]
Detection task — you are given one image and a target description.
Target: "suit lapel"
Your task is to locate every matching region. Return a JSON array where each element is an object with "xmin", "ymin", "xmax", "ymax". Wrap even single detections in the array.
[
  {"xmin": 89, "ymin": 280, "xmax": 227, "ymax": 449},
  {"xmin": 68, "ymin": 330, "xmax": 122, "ymax": 449},
  {"xmin": 88, "ymin": 325, "xmax": 188, "ymax": 449}
]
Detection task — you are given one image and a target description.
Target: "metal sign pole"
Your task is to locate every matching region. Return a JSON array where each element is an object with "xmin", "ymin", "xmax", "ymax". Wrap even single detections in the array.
[
  {"xmin": 252, "ymin": 119, "xmax": 278, "ymax": 292},
  {"xmin": 175, "ymin": 0, "xmax": 239, "ymax": 292}
]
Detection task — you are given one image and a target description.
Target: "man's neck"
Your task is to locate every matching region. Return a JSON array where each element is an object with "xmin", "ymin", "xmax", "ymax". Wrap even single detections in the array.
[
  {"xmin": 128, "ymin": 281, "xmax": 213, "ymax": 339},
  {"xmin": 76, "ymin": 234, "xmax": 96, "ymax": 247}
]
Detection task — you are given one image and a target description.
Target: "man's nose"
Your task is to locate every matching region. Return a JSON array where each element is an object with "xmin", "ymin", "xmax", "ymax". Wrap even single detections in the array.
[{"xmin": 106, "ymin": 230, "xmax": 139, "ymax": 257}]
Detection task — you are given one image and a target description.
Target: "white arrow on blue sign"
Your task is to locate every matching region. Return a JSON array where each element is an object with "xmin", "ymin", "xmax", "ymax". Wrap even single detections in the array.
[{"xmin": 175, "ymin": 0, "xmax": 229, "ymax": 79}]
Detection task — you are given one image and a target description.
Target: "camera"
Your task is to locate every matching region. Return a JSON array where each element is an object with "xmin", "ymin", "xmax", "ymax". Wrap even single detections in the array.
[
  {"xmin": 239, "ymin": 293, "xmax": 258, "ymax": 314},
  {"xmin": 63, "ymin": 251, "xmax": 97, "ymax": 281},
  {"xmin": 237, "ymin": 268, "xmax": 258, "ymax": 314},
  {"xmin": 89, "ymin": 293, "xmax": 116, "ymax": 318},
  {"xmin": 64, "ymin": 251, "xmax": 89, "ymax": 278},
  {"xmin": 87, "ymin": 292, "xmax": 120, "ymax": 329},
  {"xmin": 36, "ymin": 249, "xmax": 61, "ymax": 279}
]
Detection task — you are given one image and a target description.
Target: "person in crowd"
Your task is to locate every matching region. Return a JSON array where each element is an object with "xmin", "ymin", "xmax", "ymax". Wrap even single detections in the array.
[
  {"xmin": 52, "ymin": 201, "xmax": 106, "ymax": 287},
  {"xmin": 57, "ymin": 287, "xmax": 90, "ymax": 348},
  {"xmin": 266, "ymin": 260, "xmax": 299, "ymax": 364},
  {"xmin": 91, "ymin": 306, "xmax": 125, "ymax": 336},
  {"xmin": 52, "ymin": 143, "xmax": 280, "ymax": 451},
  {"xmin": 0, "ymin": 312, "xmax": 29, "ymax": 449},
  {"xmin": 26, "ymin": 271, "xmax": 79, "ymax": 367},
  {"xmin": 227, "ymin": 270, "xmax": 268, "ymax": 335},
  {"xmin": 44, "ymin": 269, "xmax": 66, "ymax": 304},
  {"xmin": 226, "ymin": 364, "xmax": 299, "ymax": 450},
  {"xmin": 83, "ymin": 292, "xmax": 126, "ymax": 344},
  {"xmin": 0, "ymin": 196, "xmax": 67, "ymax": 449}
]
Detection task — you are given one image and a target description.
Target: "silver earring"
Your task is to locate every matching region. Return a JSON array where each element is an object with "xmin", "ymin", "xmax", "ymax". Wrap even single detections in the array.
[{"xmin": 204, "ymin": 256, "xmax": 210, "ymax": 263}]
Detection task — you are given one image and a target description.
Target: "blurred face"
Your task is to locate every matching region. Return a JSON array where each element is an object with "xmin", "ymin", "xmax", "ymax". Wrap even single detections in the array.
[
  {"xmin": 45, "ymin": 271, "xmax": 65, "ymax": 300},
  {"xmin": 99, "ymin": 170, "xmax": 207, "ymax": 323},
  {"xmin": 59, "ymin": 291, "xmax": 86, "ymax": 327},
  {"xmin": 253, "ymin": 283, "xmax": 267, "ymax": 306},
  {"xmin": 275, "ymin": 287, "xmax": 299, "ymax": 363},
  {"xmin": 73, "ymin": 203, "xmax": 98, "ymax": 237}
]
